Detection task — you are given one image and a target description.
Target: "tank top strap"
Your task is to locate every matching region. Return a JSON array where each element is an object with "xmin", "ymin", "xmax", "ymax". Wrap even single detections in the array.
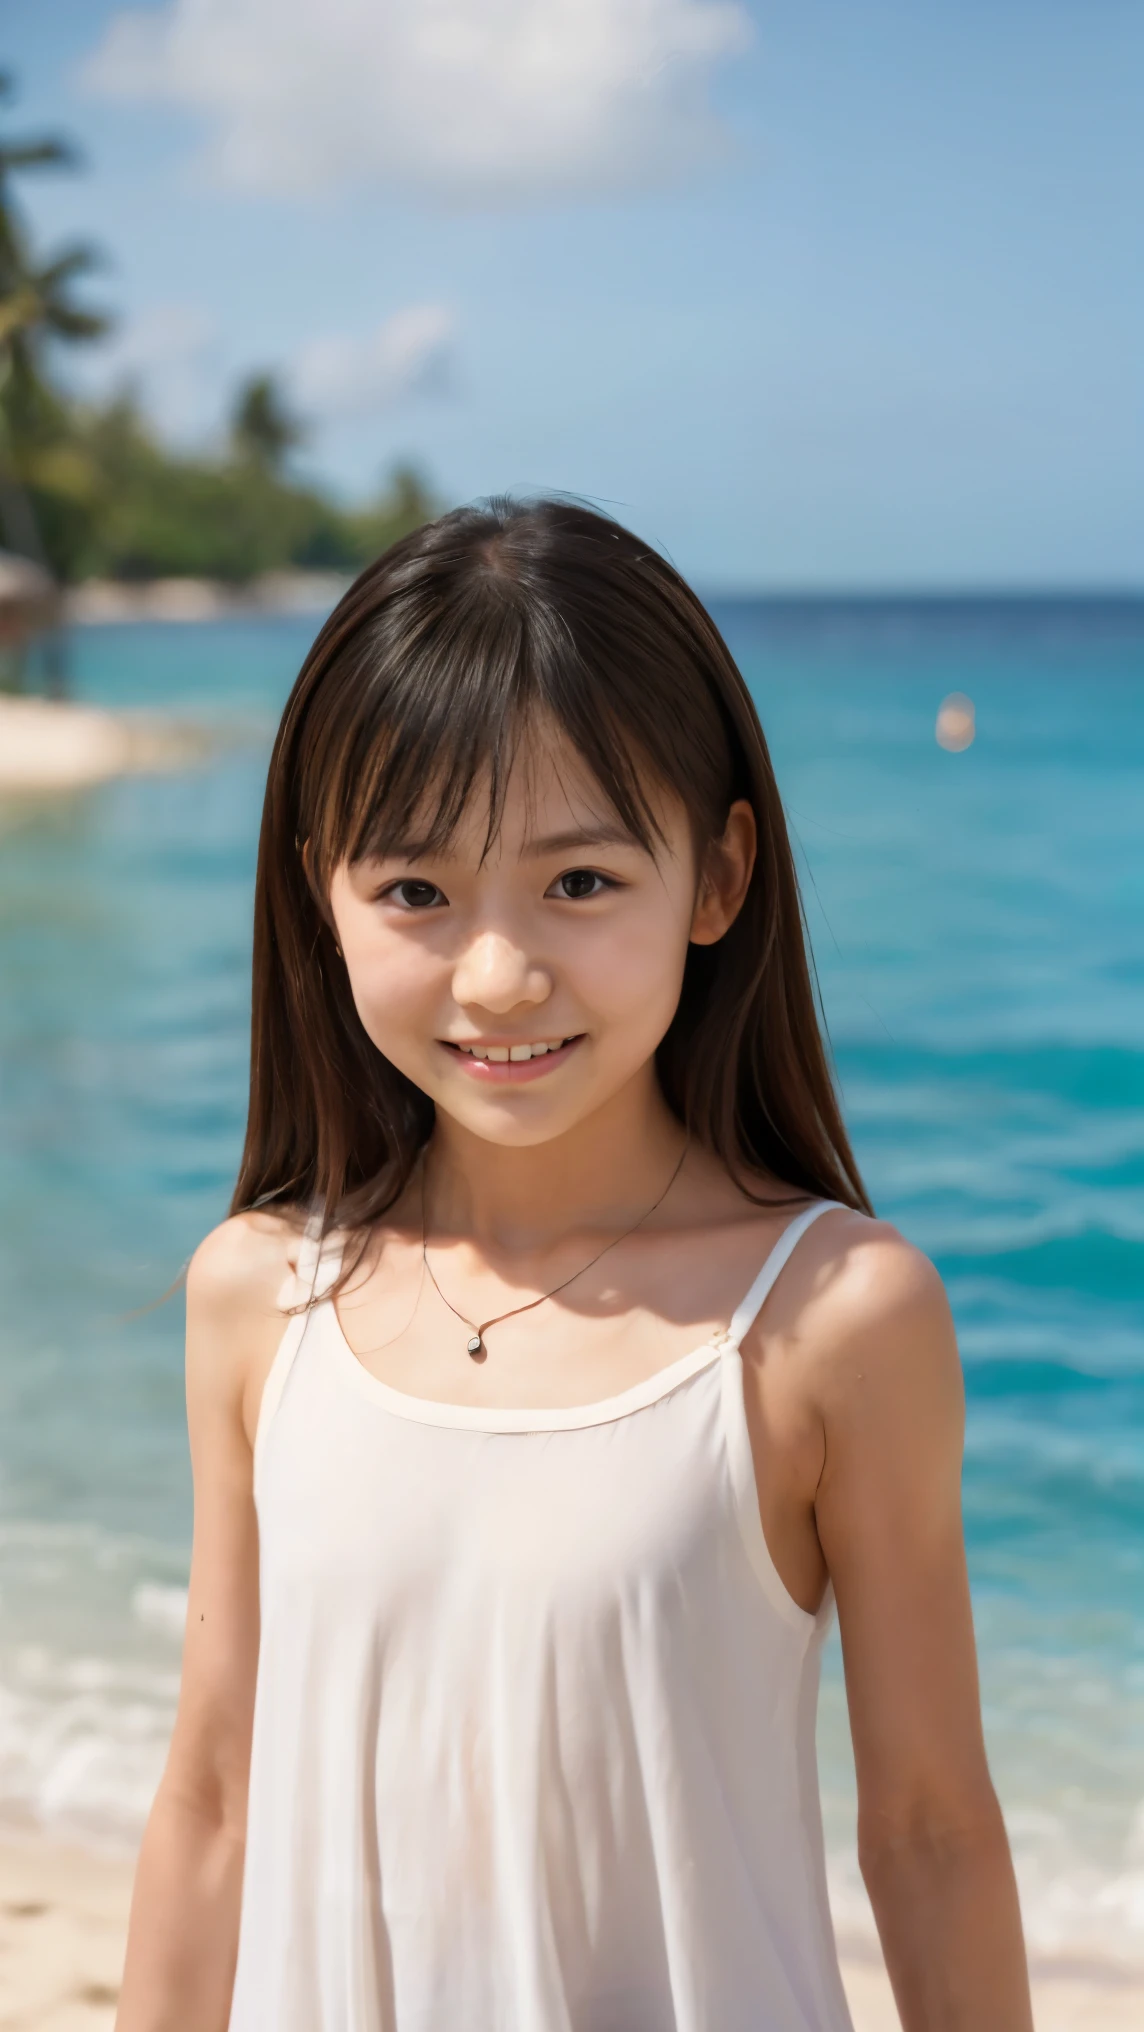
[
  {"xmin": 725, "ymin": 1200, "xmax": 844, "ymax": 1350},
  {"xmin": 274, "ymin": 1207, "xmax": 344, "ymax": 1313}
]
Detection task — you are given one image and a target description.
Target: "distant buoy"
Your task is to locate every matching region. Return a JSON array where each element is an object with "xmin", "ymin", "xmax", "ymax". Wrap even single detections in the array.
[{"xmin": 936, "ymin": 692, "xmax": 975, "ymax": 751}]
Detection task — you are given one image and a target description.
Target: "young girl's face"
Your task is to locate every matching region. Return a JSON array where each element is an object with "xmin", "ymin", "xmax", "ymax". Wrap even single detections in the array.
[{"xmin": 327, "ymin": 728, "xmax": 752, "ymax": 1150}]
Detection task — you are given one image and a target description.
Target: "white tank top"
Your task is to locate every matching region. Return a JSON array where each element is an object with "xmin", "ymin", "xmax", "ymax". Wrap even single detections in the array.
[{"xmin": 229, "ymin": 1200, "xmax": 854, "ymax": 2032}]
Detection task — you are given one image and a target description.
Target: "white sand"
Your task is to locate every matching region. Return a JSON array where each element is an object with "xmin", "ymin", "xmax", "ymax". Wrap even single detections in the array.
[
  {"xmin": 0, "ymin": 696, "xmax": 201, "ymax": 793},
  {"xmin": 0, "ymin": 1839, "xmax": 133, "ymax": 2031},
  {"xmin": 0, "ymin": 1835, "xmax": 1140, "ymax": 2029}
]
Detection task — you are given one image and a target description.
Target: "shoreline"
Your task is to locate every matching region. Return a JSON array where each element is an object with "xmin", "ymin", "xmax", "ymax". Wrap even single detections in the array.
[
  {"xmin": 63, "ymin": 569, "xmax": 349, "ymax": 627},
  {"xmin": 0, "ymin": 695, "xmax": 212, "ymax": 794},
  {"xmin": 0, "ymin": 569, "xmax": 341, "ymax": 795},
  {"xmin": 0, "ymin": 1835, "xmax": 1140, "ymax": 2030}
]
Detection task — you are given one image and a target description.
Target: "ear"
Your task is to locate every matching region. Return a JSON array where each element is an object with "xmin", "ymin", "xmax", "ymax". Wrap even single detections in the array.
[{"xmin": 689, "ymin": 800, "xmax": 757, "ymax": 946}]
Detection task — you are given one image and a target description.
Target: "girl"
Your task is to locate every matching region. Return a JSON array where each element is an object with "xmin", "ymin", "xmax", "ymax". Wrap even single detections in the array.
[{"xmin": 117, "ymin": 500, "xmax": 1032, "ymax": 2031}]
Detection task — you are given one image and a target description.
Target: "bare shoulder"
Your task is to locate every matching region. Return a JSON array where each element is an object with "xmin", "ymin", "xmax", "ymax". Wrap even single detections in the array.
[
  {"xmin": 188, "ymin": 1207, "xmax": 300, "ymax": 1315},
  {"xmin": 753, "ymin": 1205, "xmax": 962, "ymax": 1428},
  {"xmin": 802, "ymin": 1206, "xmax": 949, "ymax": 1330},
  {"xmin": 185, "ymin": 1209, "xmax": 302, "ymax": 1412}
]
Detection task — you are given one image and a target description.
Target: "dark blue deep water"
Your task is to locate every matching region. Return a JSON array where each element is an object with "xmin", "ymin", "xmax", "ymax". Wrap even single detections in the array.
[{"xmin": 0, "ymin": 598, "xmax": 1141, "ymax": 1968}]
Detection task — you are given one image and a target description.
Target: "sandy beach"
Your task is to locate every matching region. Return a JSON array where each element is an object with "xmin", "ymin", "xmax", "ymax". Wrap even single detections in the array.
[
  {"xmin": 0, "ymin": 695, "xmax": 208, "ymax": 794},
  {"xmin": 0, "ymin": 1839, "xmax": 132, "ymax": 2032},
  {"xmin": 0, "ymin": 1836, "xmax": 1138, "ymax": 2030}
]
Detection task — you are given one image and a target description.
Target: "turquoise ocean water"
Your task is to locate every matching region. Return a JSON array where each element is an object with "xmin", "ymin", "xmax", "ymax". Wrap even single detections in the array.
[{"xmin": 0, "ymin": 600, "xmax": 1141, "ymax": 1972}]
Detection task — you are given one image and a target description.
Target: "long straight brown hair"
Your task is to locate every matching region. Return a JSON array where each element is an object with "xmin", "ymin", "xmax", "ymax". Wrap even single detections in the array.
[{"xmin": 231, "ymin": 498, "xmax": 872, "ymax": 1253}]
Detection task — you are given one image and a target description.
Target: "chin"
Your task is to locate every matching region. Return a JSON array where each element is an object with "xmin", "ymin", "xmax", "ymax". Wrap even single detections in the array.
[{"xmin": 446, "ymin": 1102, "xmax": 586, "ymax": 1149}]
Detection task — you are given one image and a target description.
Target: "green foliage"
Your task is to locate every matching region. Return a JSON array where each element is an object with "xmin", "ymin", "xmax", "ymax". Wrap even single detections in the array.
[
  {"xmin": 0, "ymin": 72, "xmax": 439, "ymax": 586},
  {"xmin": 19, "ymin": 392, "xmax": 437, "ymax": 583},
  {"xmin": 0, "ymin": 69, "xmax": 112, "ymax": 570},
  {"xmin": 230, "ymin": 371, "xmax": 303, "ymax": 473}
]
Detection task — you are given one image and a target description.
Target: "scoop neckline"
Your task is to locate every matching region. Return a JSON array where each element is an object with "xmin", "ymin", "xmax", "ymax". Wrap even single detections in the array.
[{"xmin": 322, "ymin": 1298, "xmax": 729, "ymax": 1433}]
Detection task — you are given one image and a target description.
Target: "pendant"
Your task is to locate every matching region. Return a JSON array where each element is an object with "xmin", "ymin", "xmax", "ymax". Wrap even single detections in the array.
[{"xmin": 467, "ymin": 1334, "xmax": 485, "ymax": 1361}]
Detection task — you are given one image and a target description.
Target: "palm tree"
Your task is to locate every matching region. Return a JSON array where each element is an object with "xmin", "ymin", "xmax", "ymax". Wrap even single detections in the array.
[
  {"xmin": 0, "ymin": 70, "xmax": 109, "ymax": 568},
  {"xmin": 230, "ymin": 372, "xmax": 304, "ymax": 473}
]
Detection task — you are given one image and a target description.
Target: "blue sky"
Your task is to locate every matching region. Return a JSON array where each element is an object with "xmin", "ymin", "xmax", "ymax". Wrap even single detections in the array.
[{"xmin": 8, "ymin": 1, "xmax": 1143, "ymax": 588}]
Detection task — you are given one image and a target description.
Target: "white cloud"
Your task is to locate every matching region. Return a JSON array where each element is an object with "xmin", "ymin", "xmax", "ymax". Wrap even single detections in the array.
[
  {"xmin": 69, "ymin": 299, "xmax": 452, "ymax": 441},
  {"xmin": 75, "ymin": 301, "xmax": 219, "ymax": 439},
  {"xmin": 290, "ymin": 306, "xmax": 455, "ymax": 421},
  {"xmin": 83, "ymin": 0, "xmax": 752, "ymax": 201},
  {"xmin": 106, "ymin": 301, "xmax": 216, "ymax": 376}
]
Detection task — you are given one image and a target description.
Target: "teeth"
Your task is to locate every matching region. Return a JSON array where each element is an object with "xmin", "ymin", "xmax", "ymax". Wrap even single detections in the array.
[{"xmin": 454, "ymin": 1038, "xmax": 575, "ymax": 1060}]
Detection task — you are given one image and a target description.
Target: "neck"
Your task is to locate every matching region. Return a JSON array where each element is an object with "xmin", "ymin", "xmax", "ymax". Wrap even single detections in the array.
[{"xmin": 424, "ymin": 1067, "xmax": 686, "ymax": 1251}]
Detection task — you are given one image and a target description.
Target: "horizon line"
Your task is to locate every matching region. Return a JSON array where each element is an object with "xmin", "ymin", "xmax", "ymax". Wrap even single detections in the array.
[{"xmin": 698, "ymin": 583, "xmax": 1144, "ymax": 604}]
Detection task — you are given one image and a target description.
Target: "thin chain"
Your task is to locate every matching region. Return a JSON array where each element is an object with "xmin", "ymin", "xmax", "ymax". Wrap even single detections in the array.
[{"xmin": 421, "ymin": 1137, "xmax": 690, "ymax": 1360}]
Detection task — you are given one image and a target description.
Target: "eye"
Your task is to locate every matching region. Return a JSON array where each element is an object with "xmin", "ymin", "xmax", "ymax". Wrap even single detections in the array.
[
  {"xmin": 549, "ymin": 868, "xmax": 613, "ymax": 901},
  {"xmin": 387, "ymin": 879, "xmax": 446, "ymax": 910}
]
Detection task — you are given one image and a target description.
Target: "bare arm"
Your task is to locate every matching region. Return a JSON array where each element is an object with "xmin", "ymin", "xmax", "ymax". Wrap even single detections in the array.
[
  {"xmin": 811, "ymin": 1229, "xmax": 1033, "ymax": 2031},
  {"xmin": 115, "ymin": 1214, "xmax": 295, "ymax": 2032}
]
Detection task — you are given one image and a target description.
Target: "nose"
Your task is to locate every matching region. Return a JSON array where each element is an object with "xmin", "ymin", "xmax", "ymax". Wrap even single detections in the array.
[{"xmin": 451, "ymin": 930, "xmax": 552, "ymax": 1016}]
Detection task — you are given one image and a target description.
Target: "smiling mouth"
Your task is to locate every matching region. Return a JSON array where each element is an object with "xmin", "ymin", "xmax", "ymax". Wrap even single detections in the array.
[
  {"xmin": 444, "ymin": 1035, "xmax": 580, "ymax": 1063},
  {"xmin": 439, "ymin": 1034, "xmax": 584, "ymax": 1078}
]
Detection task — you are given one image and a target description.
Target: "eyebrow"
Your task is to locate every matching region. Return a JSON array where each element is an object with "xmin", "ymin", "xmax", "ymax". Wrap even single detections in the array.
[
  {"xmin": 520, "ymin": 825, "xmax": 641, "ymax": 859},
  {"xmin": 377, "ymin": 824, "xmax": 642, "ymax": 864}
]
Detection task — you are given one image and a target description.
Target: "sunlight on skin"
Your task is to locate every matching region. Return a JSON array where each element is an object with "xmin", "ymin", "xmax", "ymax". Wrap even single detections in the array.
[{"xmin": 325, "ymin": 729, "xmax": 755, "ymax": 1240}]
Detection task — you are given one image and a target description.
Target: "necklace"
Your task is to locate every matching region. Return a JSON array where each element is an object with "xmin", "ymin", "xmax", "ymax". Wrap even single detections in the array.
[{"xmin": 420, "ymin": 1138, "xmax": 690, "ymax": 1361}]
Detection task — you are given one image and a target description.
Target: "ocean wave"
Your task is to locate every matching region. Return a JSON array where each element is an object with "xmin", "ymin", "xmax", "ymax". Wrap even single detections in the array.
[
  {"xmin": 132, "ymin": 1582, "xmax": 188, "ymax": 1641},
  {"xmin": 826, "ymin": 1827, "xmax": 1144, "ymax": 1977},
  {"xmin": 0, "ymin": 1651, "xmax": 176, "ymax": 1851},
  {"xmin": 0, "ymin": 1642, "xmax": 1141, "ymax": 1974},
  {"xmin": 842, "ymin": 1040, "xmax": 1144, "ymax": 1112},
  {"xmin": 940, "ymin": 1229, "xmax": 1144, "ymax": 1301}
]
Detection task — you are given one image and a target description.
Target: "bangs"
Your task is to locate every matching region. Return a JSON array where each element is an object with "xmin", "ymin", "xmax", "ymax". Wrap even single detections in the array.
[
  {"xmin": 236, "ymin": 494, "xmax": 873, "ymax": 1239},
  {"xmin": 304, "ymin": 564, "xmax": 689, "ymax": 884}
]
